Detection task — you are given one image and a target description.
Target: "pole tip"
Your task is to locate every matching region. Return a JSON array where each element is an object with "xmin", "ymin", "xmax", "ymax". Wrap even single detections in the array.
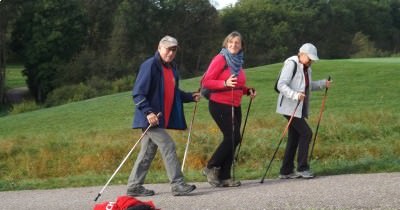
[{"xmin": 94, "ymin": 193, "xmax": 101, "ymax": 202}]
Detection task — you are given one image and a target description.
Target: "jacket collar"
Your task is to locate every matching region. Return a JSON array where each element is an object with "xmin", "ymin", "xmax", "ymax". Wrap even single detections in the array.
[{"xmin": 155, "ymin": 52, "xmax": 176, "ymax": 69}]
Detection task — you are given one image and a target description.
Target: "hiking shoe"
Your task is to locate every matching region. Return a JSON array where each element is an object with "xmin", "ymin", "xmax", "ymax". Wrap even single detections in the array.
[
  {"xmin": 202, "ymin": 167, "xmax": 221, "ymax": 187},
  {"xmin": 279, "ymin": 172, "xmax": 300, "ymax": 179},
  {"xmin": 220, "ymin": 178, "xmax": 241, "ymax": 187},
  {"xmin": 297, "ymin": 170, "xmax": 315, "ymax": 179},
  {"xmin": 171, "ymin": 183, "xmax": 196, "ymax": 196},
  {"xmin": 127, "ymin": 185, "xmax": 155, "ymax": 197}
]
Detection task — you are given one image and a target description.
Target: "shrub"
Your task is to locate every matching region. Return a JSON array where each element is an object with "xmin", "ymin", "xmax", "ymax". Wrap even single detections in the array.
[
  {"xmin": 350, "ymin": 32, "xmax": 387, "ymax": 58},
  {"xmin": 9, "ymin": 101, "xmax": 42, "ymax": 114},
  {"xmin": 45, "ymin": 84, "xmax": 96, "ymax": 107},
  {"xmin": 112, "ymin": 75, "xmax": 135, "ymax": 92},
  {"xmin": 86, "ymin": 76, "xmax": 113, "ymax": 96}
]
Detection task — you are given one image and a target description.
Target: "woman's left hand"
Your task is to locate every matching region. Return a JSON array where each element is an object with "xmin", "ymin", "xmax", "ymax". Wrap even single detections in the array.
[
  {"xmin": 326, "ymin": 79, "xmax": 332, "ymax": 88},
  {"xmin": 249, "ymin": 88, "xmax": 256, "ymax": 99}
]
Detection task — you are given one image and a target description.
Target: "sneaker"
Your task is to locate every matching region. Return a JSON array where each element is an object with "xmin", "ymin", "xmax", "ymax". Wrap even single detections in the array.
[
  {"xmin": 202, "ymin": 167, "xmax": 221, "ymax": 187},
  {"xmin": 279, "ymin": 172, "xmax": 300, "ymax": 179},
  {"xmin": 171, "ymin": 183, "xmax": 196, "ymax": 196},
  {"xmin": 296, "ymin": 170, "xmax": 315, "ymax": 179},
  {"xmin": 127, "ymin": 185, "xmax": 155, "ymax": 197},
  {"xmin": 220, "ymin": 178, "xmax": 241, "ymax": 187}
]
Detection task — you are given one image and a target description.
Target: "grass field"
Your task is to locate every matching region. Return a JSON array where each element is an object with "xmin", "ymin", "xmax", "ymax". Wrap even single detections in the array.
[
  {"xmin": 5, "ymin": 65, "xmax": 25, "ymax": 89},
  {"xmin": 0, "ymin": 58, "xmax": 399, "ymax": 191}
]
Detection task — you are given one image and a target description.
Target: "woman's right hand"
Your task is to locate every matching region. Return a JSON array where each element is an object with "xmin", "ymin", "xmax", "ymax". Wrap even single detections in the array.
[
  {"xmin": 297, "ymin": 92, "xmax": 306, "ymax": 101},
  {"xmin": 225, "ymin": 74, "xmax": 238, "ymax": 88}
]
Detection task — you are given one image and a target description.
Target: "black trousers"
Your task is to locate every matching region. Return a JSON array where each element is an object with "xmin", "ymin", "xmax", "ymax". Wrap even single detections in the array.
[
  {"xmin": 207, "ymin": 100, "xmax": 242, "ymax": 180},
  {"xmin": 280, "ymin": 115, "xmax": 313, "ymax": 175}
]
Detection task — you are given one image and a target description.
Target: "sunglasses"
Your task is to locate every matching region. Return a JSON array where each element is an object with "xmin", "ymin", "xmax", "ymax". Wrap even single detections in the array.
[{"xmin": 163, "ymin": 46, "xmax": 177, "ymax": 52}]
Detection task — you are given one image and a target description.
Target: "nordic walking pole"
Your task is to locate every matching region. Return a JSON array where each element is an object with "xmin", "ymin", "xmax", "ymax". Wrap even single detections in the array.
[
  {"xmin": 94, "ymin": 112, "xmax": 162, "ymax": 201},
  {"xmin": 231, "ymin": 85, "xmax": 236, "ymax": 181},
  {"xmin": 235, "ymin": 96, "xmax": 253, "ymax": 162},
  {"xmin": 309, "ymin": 76, "xmax": 331, "ymax": 162},
  {"xmin": 260, "ymin": 101, "xmax": 300, "ymax": 183},
  {"xmin": 181, "ymin": 101, "xmax": 198, "ymax": 172}
]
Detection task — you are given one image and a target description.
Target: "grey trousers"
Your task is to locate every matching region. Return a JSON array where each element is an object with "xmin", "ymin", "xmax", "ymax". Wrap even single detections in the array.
[{"xmin": 127, "ymin": 127, "xmax": 184, "ymax": 189}]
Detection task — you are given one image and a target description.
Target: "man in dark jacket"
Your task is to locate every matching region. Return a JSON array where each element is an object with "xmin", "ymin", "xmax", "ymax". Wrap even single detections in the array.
[{"xmin": 127, "ymin": 35, "xmax": 200, "ymax": 196}]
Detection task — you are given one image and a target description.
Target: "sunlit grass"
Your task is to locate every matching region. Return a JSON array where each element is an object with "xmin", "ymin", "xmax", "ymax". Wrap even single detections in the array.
[
  {"xmin": 0, "ymin": 58, "xmax": 399, "ymax": 191},
  {"xmin": 5, "ymin": 65, "xmax": 25, "ymax": 88}
]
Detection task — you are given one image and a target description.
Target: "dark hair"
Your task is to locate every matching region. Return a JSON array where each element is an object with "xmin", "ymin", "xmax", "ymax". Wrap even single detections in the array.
[{"xmin": 127, "ymin": 204, "xmax": 154, "ymax": 210}]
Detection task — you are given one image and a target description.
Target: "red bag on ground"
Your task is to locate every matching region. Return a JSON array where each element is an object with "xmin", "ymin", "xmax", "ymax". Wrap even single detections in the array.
[{"xmin": 93, "ymin": 195, "xmax": 157, "ymax": 210}]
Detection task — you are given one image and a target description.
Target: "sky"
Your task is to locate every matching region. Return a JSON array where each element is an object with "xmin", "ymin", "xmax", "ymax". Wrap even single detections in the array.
[{"xmin": 211, "ymin": 0, "xmax": 238, "ymax": 9}]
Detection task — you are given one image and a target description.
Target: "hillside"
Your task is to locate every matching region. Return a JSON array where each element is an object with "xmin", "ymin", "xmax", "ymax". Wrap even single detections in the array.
[{"xmin": 0, "ymin": 58, "xmax": 399, "ymax": 191}]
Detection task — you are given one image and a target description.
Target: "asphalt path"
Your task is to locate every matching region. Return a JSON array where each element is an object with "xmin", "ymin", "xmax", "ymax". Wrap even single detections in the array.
[{"xmin": 0, "ymin": 172, "xmax": 399, "ymax": 210}]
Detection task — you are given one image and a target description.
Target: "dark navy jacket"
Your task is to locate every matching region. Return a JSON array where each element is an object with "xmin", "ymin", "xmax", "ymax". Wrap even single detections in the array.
[{"xmin": 132, "ymin": 52, "xmax": 194, "ymax": 129}]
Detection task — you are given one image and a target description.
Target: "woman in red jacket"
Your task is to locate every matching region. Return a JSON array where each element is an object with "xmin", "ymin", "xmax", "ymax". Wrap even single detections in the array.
[{"xmin": 201, "ymin": 31, "xmax": 256, "ymax": 187}]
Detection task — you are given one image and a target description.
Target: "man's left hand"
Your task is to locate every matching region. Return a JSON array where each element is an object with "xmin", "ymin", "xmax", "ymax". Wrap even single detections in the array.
[{"xmin": 192, "ymin": 92, "xmax": 201, "ymax": 102}]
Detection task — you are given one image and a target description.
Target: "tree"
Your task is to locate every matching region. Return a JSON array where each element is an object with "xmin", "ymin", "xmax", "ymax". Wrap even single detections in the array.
[
  {"xmin": 221, "ymin": 0, "xmax": 312, "ymax": 65},
  {"xmin": 106, "ymin": 0, "xmax": 161, "ymax": 79},
  {"xmin": 157, "ymin": 0, "xmax": 221, "ymax": 75},
  {"xmin": 83, "ymin": 0, "xmax": 123, "ymax": 53},
  {"xmin": 100, "ymin": 0, "xmax": 220, "ymax": 79},
  {"xmin": 0, "ymin": 0, "xmax": 25, "ymax": 107},
  {"xmin": 0, "ymin": 1, "xmax": 7, "ymax": 105},
  {"xmin": 350, "ymin": 31, "xmax": 384, "ymax": 58},
  {"xmin": 0, "ymin": 0, "xmax": 13, "ymax": 106},
  {"xmin": 11, "ymin": 0, "xmax": 88, "ymax": 102},
  {"xmin": 58, "ymin": 0, "xmax": 124, "ymax": 84}
]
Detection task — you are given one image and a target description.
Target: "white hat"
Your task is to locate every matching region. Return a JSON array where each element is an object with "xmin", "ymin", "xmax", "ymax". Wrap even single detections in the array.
[
  {"xmin": 159, "ymin": 35, "xmax": 178, "ymax": 48},
  {"xmin": 299, "ymin": 43, "xmax": 319, "ymax": 60}
]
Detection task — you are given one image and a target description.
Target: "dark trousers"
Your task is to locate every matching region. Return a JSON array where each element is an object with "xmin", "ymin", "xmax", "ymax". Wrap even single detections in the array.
[
  {"xmin": 280, "ymin": 115, "xmax": 313, "ymax": 175},
  {"xmin": 207, "ymin": 100, "xmax": 242, "ymax": 180}
]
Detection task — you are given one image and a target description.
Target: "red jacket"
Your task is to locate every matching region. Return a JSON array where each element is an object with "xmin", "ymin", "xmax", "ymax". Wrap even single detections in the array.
[
  {"xmin": 202, "ymin": 54, "xmax": 249, "ymax": 107},
  {"xmin": 93, "ymin": 196, "xmax": 157, "ymax": 210}
]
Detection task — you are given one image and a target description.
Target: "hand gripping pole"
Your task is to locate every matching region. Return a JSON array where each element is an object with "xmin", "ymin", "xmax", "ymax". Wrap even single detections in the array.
[{"xmin": 94, "ymin": 112, "xmax": 162, "ymax": 201}]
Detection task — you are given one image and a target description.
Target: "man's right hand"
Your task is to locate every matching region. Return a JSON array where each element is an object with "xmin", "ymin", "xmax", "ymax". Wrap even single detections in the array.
[
  {"xmin": 147, "ymin": 112, "xmax": 159, "ymax": 126},
  {"xmin": 192, "ymin": 92, "xmax": 201, "ymax": 102}
]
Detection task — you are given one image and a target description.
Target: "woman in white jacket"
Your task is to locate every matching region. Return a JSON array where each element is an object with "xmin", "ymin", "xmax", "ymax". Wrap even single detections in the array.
[{"xmin": 276, "ymin": 43, "xmax": 331, "ymax": 179}]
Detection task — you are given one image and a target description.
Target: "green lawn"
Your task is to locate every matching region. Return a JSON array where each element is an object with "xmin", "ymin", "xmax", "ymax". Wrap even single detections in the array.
[
  {"xmin": 0, "ymin": 58, "xmax": 399, "ymax": 191},
  {"xmin": 5, "ymin": 65, "xmax": 25, "ymax": 88}
]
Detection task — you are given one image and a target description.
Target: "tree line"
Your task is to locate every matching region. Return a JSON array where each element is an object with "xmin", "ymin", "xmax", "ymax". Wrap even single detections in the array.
[{"xmin": 0, "ymin": 0, "xmax": 399, "ymax": 107}]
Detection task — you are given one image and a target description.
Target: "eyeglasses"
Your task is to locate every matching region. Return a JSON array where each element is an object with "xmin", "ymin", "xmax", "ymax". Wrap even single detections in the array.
[{"xmin": 163, "ymin": 46, "xmax": 177, "ymax": 52}]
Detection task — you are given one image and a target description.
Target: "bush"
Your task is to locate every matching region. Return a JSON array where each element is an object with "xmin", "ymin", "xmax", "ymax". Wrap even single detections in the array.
[
  {"xmin": 86, "ymin": 76, "xmax": 113, "ymax": 96},
  {"xmin": 9, "ymin": 101, "xmax": 41, "ymax": 114},
  {"xmin": 350, "ymin": 32, "xmax": 388, "ymax": 58},
  {"xmin": 112, "ymin": 75, "xmax": 135, "ymax": 92},
  {"xmin": 45, "ymin": 84, "xmax": 97, "ymax": 107}
]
